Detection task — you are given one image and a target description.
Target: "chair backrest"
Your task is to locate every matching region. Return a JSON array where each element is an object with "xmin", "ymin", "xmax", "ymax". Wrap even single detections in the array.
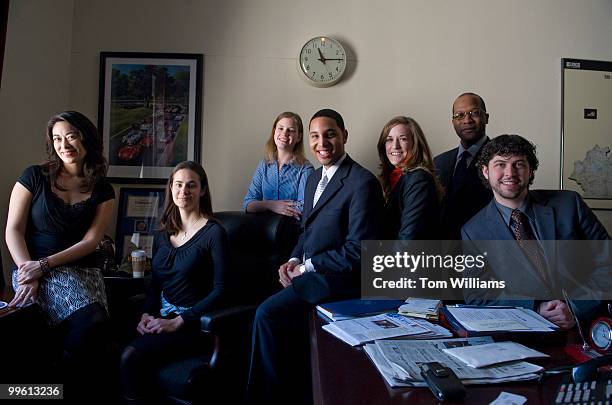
[
  {"xmin": 0, "ymin": 248, "xmax": 4, "ymax": 288},
  {"xmin": 214, "ymin": 211, "xmax": 300, "ymax": 304}
]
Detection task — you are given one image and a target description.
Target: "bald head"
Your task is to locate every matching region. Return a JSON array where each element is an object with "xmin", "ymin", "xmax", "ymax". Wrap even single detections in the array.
[
  {"xmin": 452, "ymin": 93, "xmax": 489, "ymax": 147},
  {"xmin": 453, "ymin": 92, "xmax": 487, "ymax": 112}
]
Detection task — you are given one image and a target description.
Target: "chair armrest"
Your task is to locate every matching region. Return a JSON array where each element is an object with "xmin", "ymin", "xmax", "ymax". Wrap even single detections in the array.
[
  {"xmin": 199, "ymin": 304, "xmax": 256, "ymax": 333},
  {"xmin": 128, "ymin": 293, "xmax": 146, "ymax": 305}
]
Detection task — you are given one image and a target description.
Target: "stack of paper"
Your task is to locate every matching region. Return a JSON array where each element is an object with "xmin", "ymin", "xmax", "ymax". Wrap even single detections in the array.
[
  {"xmin": 402, "ymin": 316, "xmax": 453, "ymax": 339},
  {"xmin": 398, "ymin": 298, "xmax": 442, "ymax": 320},
  {"xmin": 364, "ymin": 337, "xmax": 544, "ymax": 388},
  {"xmin": 316, "ymin": 299, "xmax": 404, "ymax": 322},
  {"xmin": 322, "ymin": 312, "xmax": 451, "ymax": 346},
  {"xmin": 441, "ymin": 341, "xmax": 549, "ymax": 368},
  {"xmin": 443, "ymin": 306, "xmax": 559, "ymax": 335}
]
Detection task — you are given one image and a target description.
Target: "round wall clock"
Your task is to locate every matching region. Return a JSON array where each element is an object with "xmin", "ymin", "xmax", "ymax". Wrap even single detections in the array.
[{"xmin": 298, "ymin": 36, "xmax": 347, "ymax": 87}]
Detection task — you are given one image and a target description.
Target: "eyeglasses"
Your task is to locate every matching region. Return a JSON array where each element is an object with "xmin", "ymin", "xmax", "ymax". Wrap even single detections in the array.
[{"xmin": 452, "ymin": 109, "xmax": 483, "ymax": 121}]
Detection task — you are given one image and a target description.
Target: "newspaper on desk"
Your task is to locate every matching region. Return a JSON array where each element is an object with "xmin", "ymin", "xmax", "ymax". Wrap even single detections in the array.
[
  {"xmin": 322, "ymin": 312, "xmax": 451, "ymax": 346},
  {"xmin": 363, "ymin": 337, "xmax": 543, "ymax": 388},
  {"xmin": 445, "ymin": 306, "xmax": 558, "ymax": 332}
]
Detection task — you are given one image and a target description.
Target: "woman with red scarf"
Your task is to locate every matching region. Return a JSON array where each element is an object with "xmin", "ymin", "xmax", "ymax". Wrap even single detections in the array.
[{"xmin": 377, "ymin": 116, "xmax": 440, "ymax": 239}]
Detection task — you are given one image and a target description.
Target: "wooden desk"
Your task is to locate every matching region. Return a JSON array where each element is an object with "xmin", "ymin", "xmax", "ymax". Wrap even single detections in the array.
[
  {"xmin": 0, "ymin": 284, "xmax": 23, "ymax": 319},
  {"xmin": 0, "ymin": 285, "xmax": 50, "ymax": 382},
  {"xmin": 309, "ymin": 311, "xmax": 575, "ymax": 405}
]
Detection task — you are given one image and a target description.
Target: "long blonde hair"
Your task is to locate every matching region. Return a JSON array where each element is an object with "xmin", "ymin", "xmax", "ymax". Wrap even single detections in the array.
[{"xmin": 263, "ymin": 112, "xmax": 307, "ymax": 165}]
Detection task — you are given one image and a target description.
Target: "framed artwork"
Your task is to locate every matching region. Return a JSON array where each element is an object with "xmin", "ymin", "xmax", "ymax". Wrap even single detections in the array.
[
  {"xmin": 98, "ymin": 52, "xmax": 203, "ymax": 183},
  {"xmin": 561, "ymin": 58, "xmax": 612, "ymax": 210},
  {"xmin": 115, "ymin": 187, "xmax": 166, "ymax": 263}
]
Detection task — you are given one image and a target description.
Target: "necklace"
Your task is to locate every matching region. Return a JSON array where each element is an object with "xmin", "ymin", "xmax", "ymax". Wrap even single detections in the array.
[{"xmin": 181, "ymin": 216, "xmax": 204, "ymax": 241}]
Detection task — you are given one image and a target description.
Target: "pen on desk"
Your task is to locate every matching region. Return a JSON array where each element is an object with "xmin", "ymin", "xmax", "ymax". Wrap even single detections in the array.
[
  {"xmin": 561, "ymin": 288, "xmax": 590, "ymax": 352},
  {"xmin": 450, "ymin": 304, "xmax": 517, "ymax": 309}
]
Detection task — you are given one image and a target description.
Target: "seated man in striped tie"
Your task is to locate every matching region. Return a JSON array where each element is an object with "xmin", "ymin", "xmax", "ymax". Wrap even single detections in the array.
[
  {"xmin": 247, "ymin": 109, "xmax": 384, "ymax": 404},
  {"xmin": 461, "ymin": 134, "xmax": 610, "ymax": 329}
]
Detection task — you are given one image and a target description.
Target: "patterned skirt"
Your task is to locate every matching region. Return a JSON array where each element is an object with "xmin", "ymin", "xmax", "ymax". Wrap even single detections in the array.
[{"xmin": 12, "ymin": 265, "xmax": 108, "ymax": 326}]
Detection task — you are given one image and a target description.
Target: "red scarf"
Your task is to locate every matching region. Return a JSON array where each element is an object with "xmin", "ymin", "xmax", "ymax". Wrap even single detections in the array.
[{"xmin": 389, "ymin": 167, "xmax": 404, "ymax": 190}]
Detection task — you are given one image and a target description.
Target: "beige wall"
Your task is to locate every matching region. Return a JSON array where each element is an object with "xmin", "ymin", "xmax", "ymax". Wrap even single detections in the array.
[
  {"xmin": 2, "ymin": 0, "xmax": 612, "ymax": 281},
  {"xmin": 0, "ymin": 0, "xmax": 75, "ymax": 283}
]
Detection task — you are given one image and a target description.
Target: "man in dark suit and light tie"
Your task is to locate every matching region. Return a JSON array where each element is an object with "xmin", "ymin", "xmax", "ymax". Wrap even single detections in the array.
[
  {"xmin": 461, "ymin": 134, "xmax": 610, "ymax": 329},
  {"xmin": 435, "ymin": 93, "xmax": 493, "ymax": 239},
  {"xmin": 247, "ymin": 109, "xmax": 384, "ymax": 404}
]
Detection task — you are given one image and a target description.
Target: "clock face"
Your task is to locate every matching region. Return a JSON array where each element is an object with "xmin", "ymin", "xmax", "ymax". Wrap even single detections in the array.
[
  {"xmin": 299, "ymin": 37, "xmax": 347, "ymax": 87},
  {"xmin": 590, "ymin": 319, "xmax": 612, "ymax": 352}
]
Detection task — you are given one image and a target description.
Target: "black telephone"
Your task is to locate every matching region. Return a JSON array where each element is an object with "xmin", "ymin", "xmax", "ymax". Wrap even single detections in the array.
[
  {"xmin": 554, "ymin": 371, "xmax": 611, "ymax": 404},
  {"xmin": 553, "ymin": 355, "xmax": 612, "ymax": 404},
  {"xmin": 419, "ymin": 362, "xmax": 466, "ymax": 401}
]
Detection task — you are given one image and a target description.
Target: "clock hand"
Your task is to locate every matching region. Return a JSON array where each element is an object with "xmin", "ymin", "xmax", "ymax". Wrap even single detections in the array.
[
  {"xmin": 325, "ymin": 58, "xmax": 344, "ymax": 61},
  {"xmin": 317, "ymin": 48, "xmax": 327, "ymax": 64}
]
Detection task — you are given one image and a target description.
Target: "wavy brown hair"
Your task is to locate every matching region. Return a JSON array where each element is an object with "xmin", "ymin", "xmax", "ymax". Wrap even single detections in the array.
[
  {"xmin": 376, "ymin": 116, "xmax": 440, "ymax": 200},
  {"xmin": 44, "ymin": 111, "xmax": 107, "ymax": 192},
  {"xmin": 160, "ymin": 161, "xmax": 214, "ymax": 235},
  {"xmin": 263, "ymin": 112, "xmax": 307, "ymax": 165}
]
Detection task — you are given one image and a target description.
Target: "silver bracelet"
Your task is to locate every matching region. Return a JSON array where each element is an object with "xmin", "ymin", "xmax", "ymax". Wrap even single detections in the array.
[{"xmin": 38, "ymin": 256, "xmax": 51, "ymax": 274}]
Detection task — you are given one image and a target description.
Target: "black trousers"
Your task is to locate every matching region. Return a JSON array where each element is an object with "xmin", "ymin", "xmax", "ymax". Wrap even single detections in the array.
[
  {"xmin": 54, "ymin": 302, "xmax": 111, "ymax": 402},
  {"xmin": 120, "ymin": 323, "xmax": 210, "ymax": 400},
  {"xmin": 247, "ymin": 285, "xmax": 312, "ymax": 405}
]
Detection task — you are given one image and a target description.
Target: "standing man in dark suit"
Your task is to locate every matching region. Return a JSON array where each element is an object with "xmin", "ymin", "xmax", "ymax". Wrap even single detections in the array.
[
  {"xmin": 435, "ymin": 93, "xmax": 493, "ymax": 239},
  {"xmin": 247, "ymin": 109, "xmax": 384, "ymax": 404},
  {"xmin": 462, "ymin": 134, "xmax": 610, "ymax": 329}
]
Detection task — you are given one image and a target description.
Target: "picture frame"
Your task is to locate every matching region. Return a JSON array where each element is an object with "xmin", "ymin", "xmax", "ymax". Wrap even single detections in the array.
[
  {"xmin": 98, "ymin": 52, "xmax": 203, "ymax": 183},
  {"xmin": 560, "ymin": 58, "xmax": 612, "ymax": 210},
  {"xmin": 115, "ymin": 187, "xmax": 166, "ymax": 263}
]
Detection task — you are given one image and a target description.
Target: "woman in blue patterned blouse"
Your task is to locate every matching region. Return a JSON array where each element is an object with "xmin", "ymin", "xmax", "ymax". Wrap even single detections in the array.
[{"xmin": 243, "ymin": 112, "xmax": 314, "ymax": 219}]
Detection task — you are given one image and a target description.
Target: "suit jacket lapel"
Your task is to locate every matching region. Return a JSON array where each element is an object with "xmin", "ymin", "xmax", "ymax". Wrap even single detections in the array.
[
  {"xmin": 301, "ymin": 167, "xmax": 320, "ymax": 222},
  {"xmin": 531, "ymin": 192, "xmax": 557, "ymax": 287},
  {"xmin": 484, "ymin": 201, "xmax": 514, "ymax": 240},
  {"xmin": 483, "ymin": 200, "xmax": 548, "ymax": 289},
  {"xmin": 531, "ymin": 193, "xmax": 556, "ymax": 240},
  {"xmin": 461, "ymin": 137, "xmax": 488, "ymax": 185},
  {"xmin": 308, "ymin": 156, "xmax": 352, "ymax": 219},
  {"xmin": 442, "ymin": 148, "xmax": 458, "ymax": 189}
]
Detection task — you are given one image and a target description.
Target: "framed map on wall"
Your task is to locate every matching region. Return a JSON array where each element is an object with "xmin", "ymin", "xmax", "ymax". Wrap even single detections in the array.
[{"xmin": 561, "ymin": 58, "xmax": 612, "ymax": 210}]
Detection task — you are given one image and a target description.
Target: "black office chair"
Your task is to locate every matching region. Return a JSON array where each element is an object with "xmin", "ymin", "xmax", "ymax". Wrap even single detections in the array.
[
  {"xmin": 154, "ymin": 211, "xmax": 300, "ymax": 404},
  {"xmin": 1, "ymin": 248, "xmax": 5, "ymax": 289}
]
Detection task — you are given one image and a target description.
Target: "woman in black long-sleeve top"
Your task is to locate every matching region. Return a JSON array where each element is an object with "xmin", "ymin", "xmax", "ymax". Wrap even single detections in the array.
[
  {"xmin": 120, "ymin": 161, "xmax": 229, "ymax": 403},
  {"xmin": 377, "ymin": 116, "xmax": 441, "ymax": 240}
]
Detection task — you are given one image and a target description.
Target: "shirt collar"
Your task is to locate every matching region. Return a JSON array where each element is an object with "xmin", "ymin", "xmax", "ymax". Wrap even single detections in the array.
[
  {"xmin": 494, "ymin": 194, "xmax": 534, "ymax": 227},
  {"xmin": 457, "ymin": 134, "xmax": 487, "ymax": 158},
  {"xmin": 266, "ymin": 157, "xmax": 296, "ymax": 168},
  {"xmin": 321, "ymin": 153, "xmax": 347, "ymax": 181}
]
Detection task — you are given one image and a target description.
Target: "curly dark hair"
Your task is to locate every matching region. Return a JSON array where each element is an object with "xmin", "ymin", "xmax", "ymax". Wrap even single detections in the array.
[
  {"xmin": 476, "ymin": 134, "xmax": 539, "ymax": 187},
  {"xmin": 44, "ymin": 111, "xmax": 107, "ymax": 192}
]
